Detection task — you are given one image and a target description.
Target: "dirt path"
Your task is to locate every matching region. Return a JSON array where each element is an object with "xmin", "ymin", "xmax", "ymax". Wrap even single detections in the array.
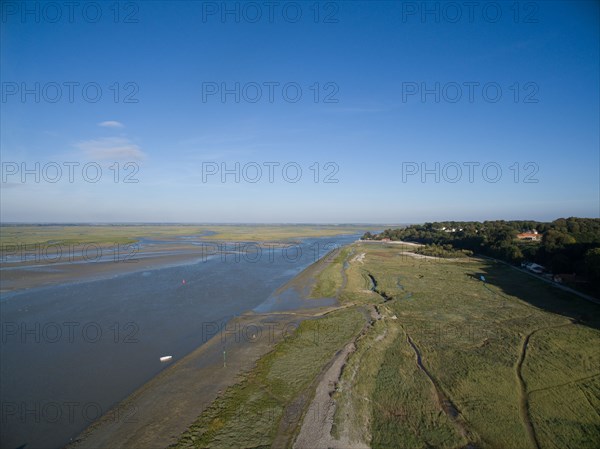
[
  {"xmin": 360, "ymin": 240, "xmax": 423, "ymax": 247},
  {"xmin": 291, "ymin": 342, "xmax": 369, "ymax": 449},
  {"xmin": 403, "ymin": 330, "xmax": 474, "ymax": 444},
  {"xmin": 398, "ymin": 251, "xmax": 466, "ymax": 262},
  {"xmin": 515, "ymin": 322, "xmax": 574, "ymax": 449},
  {"xmin": 291, "ymin": 307, "xmax": 380, "ymax": 449},
  {"xmin": 515, "ymin": 331, "xmax": 541, "ymax": 449}
]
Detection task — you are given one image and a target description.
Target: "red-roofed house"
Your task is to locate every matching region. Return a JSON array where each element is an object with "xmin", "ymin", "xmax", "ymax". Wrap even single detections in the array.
[{"xmin": 517, "ymin": 230, "xmax": 540, "ymax": 241}]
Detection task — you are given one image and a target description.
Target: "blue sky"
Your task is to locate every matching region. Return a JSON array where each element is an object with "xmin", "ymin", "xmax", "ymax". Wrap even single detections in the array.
[{"xmin": 1, "ymin": 1, "xmax": 598, "ymax": 223}]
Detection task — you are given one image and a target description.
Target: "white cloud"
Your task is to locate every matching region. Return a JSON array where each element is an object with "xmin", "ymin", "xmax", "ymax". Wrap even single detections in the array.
[
  {"xmin": 98, "ymin": 121, "xmax": 125, "ymax": 128},
  {"xmin": 76, "ymin": 137, "xmax": 146, "ymax": 161}
]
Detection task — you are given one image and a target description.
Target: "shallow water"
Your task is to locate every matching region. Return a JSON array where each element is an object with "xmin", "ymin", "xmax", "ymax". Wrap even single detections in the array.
[
  {"xmin": 0, "ymin": 234, "xmax": 359, "ymax": 449},
  {"xmin": 253, "ymin": 288, "xmax": 337, "ymax": 313}
]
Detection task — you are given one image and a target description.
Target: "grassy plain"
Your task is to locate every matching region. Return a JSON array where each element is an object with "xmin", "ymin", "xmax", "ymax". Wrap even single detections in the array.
[
  {"xmin": 171, "ymin": 241, "xmax": 600, "ymax": 448},
  {"xmin": 332, "ymin": 243, "xmax": 600, "ymax": 449}
]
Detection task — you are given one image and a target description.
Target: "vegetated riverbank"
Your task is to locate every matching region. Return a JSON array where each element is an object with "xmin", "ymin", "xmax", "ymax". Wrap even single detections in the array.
[{"xmin": 170, "ymin": 241, "xmax": 600, "ymax": 449}]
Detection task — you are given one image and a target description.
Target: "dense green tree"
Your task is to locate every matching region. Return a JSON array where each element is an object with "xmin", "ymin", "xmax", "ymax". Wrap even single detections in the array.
[
  {"xmin": 585, "ymin": 247, "xmax": 600, "ymax": 281},
  {"xmin": 542, "ymin": 230, "xmax": 576, "ymax": 250}
]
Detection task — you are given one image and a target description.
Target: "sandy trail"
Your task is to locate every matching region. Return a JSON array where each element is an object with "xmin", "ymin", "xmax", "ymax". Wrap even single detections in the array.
[
  {"xmin": 292, "ymin": 305, "xmax": 383, "ymax": 449},
  {"xmin": 399, "ymin": 251, "xmax": 439, "ymax": 260},
  {"xmin": 292, "ymin": 341, "xmax": 369, "ymax": 449},
  {"xmin": 360, "ymin": 240, "xmax": 423, "ymax": 246},
  {"xmin": 398, "ymin": 251, "xmax": 468, "ymax": 262}
]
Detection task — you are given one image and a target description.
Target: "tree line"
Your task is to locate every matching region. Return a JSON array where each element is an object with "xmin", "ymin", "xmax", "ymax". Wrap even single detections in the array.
[{"xmin": 363, "ymin": 218, "xmax": 600, "ymax": 294}]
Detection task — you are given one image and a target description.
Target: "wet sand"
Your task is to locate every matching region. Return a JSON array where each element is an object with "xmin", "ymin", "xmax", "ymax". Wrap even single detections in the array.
[
  {"xmin": 1, "ymin": 241, "xmax": 293, "ymax": 294},
  {"xmin": 1, "ymin": 250, "xmax": 202, "ymax": 293}
]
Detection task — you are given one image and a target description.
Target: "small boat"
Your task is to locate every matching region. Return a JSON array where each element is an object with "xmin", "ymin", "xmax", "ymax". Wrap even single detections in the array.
[{"xmin": 160, "ymin": 356, "xmax": 173, "ymax": 362}]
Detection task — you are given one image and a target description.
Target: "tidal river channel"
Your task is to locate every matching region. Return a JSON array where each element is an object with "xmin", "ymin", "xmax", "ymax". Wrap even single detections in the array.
[{"xmin": 0, "ymin": 234, "xmax": 360, "ymax": 449}]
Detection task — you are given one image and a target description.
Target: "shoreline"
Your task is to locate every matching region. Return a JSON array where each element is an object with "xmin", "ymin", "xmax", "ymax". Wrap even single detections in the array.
[
  {"xmin": 66, "ymin": 246, "xmax": 344, "ymax": 449},
  {"xmin": 66, "ymin": 312, "xmax": 310, "ymax": 449}
]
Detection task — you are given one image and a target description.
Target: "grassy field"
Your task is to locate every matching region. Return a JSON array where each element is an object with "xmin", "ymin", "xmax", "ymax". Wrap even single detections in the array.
[
  {"xmin": 0, "ymin": 224, "xmax": 372, "ymax": 248},
  {"xmin": 171, "ymin": 241, "xmax": 600, "ymax": 448},
  {"xmin": 329, "ymin": 243, "xmax": 600, "ymax": 449}
]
